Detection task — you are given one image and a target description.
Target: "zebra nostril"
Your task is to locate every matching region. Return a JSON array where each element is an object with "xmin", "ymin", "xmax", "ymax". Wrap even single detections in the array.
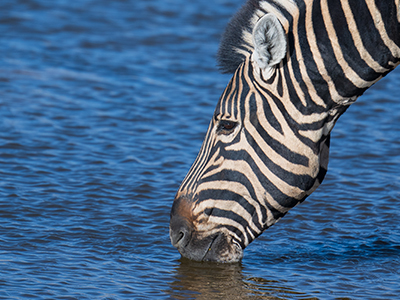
[
  {"xmin": 170, "ymin": 226, "xmax": 189, "ymax": 248},
  {"xmin": 169, "ymin": 216, "xmax": 192, "ymax": 248},
  {"xmin": 173, "ymin": 231, "xmax": 185, "ymax": 245}
]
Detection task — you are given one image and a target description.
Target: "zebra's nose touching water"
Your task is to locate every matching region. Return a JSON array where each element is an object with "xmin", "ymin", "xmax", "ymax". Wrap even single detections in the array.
[
  {"xmin": 170, "ymin": 196, "xmax": 244, "ymax": 262},
  {"xmin": 170, "ymin": 0, "xmax": 400, "ymax": 262}
]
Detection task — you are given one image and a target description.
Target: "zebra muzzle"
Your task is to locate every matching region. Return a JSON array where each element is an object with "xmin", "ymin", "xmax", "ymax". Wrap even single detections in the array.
[
  {"xmin": 169, "ymin": 214, "xmax": 243, "ymax": 262},
  {"xmin": 169, "ymin": 215, "xmax": 193, "ymax": 249}
]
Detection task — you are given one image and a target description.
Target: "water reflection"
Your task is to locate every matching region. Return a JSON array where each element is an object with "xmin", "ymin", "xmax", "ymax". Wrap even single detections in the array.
[{"xmin": 168, "ymin": 258, "xmax": 311, "ymax": 300}]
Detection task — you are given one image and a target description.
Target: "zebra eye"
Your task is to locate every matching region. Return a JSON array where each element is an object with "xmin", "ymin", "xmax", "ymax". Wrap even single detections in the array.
[{"xmin": 217, "ymin": 120, "xmax": 237, "ymax": 134}]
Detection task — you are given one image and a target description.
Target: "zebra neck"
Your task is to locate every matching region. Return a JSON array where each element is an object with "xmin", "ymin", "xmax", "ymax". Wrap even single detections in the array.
[
  {"xmin": 219, "ymin": 0, "xmax": 400, "ymax": 107},
  {"xmin": 247, "ymin": 58, "xmax": 339, "ymax": 146}
]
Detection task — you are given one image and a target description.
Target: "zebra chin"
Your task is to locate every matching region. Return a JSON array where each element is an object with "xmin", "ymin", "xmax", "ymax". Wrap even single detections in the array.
[
  {"xmin": 170, "ymin": 220, "xmax": 243, "ymax": 263},
  {"xmin": 169, "ymin": 215, "xmax": 244, "ymax": 263}
]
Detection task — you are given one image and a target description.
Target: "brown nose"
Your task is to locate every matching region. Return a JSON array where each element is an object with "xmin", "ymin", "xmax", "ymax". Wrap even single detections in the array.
[{"xmin": 169, "ymin": 215, "xmax": 192, "ymax": 248}]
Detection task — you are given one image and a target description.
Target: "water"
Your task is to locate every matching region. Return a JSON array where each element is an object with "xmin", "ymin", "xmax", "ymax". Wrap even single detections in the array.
[{"xmin": 0, "ymin": 0, "xmax": 399, "ymax": 299}]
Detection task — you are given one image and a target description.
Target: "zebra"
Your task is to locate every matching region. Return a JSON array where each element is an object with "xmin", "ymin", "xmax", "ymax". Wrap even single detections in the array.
[{"xmin": 170, "ymin": 0, "xmax": 400, "ymax": 262}]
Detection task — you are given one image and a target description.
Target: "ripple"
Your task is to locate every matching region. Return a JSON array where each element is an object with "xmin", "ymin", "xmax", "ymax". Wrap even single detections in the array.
[{"xmin": 0, "ymin": 0, "xmax": 399, "ymax": 299}]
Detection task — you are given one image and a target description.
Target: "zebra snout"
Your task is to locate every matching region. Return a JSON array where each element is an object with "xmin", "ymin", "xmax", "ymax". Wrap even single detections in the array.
[
  {"xmin": 170, "ymin": 196, "xmax": 243, "ymax": 262},
  {"xmin": 169, "ymin": 215, "xmax": 192, "ymax": 248}
]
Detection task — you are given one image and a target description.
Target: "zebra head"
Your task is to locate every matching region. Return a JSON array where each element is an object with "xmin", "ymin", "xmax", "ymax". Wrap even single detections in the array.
[
  {"xmin": 170, "ymin": 0, "xmax": 400, "ymax": 262},
  {"xmin": 170, "ymin": 12, "xmax": 321, "ymax": 263}
]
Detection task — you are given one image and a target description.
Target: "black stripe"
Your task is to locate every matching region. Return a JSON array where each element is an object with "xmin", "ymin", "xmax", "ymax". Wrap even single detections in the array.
[
  {"xmin": 199, "ymin": 167, "xmax": 263, "ymax": 230},
  {"xmin": 218, "ymin": 224, "xmax": 247, "ymax": 248},
  {"xmin": 312, "ymin": 0, "xmax": 367, "ymax": 98},
  {"xmin": 245, "ymin": 128, "xmax": 315, "ymax": 191},
  {"xmin": 375, "ymin": 0, "xmax": 400, "ymax": 51},
  {"xmin": 348, "ymin": 0, "xmax": 395, "ymax": 69},
  {"xmin": 234, "ymin": 145, "xmax": 302, "ymax": 209},
  {"xmin": 328, "ymin": 0, "xmax": 381, "ymax": 82},
  {"xmin": 216, "ymin": 209, "xmax": 261, "ymax": 243},
  {"xmin": 179, "ymin": 122, "xmax": 215, "ymax": 192},
  {"xmin": 200, "ymin": 170, "xmax": 258, "ymax": 205},
  {"xmin": 288, "ymin": 8, "xmax": 324, "ymax": 110},
  {"xmin": 248, "ymin": 93, "xmax": 310, "ymax": 166},
  {"xmin": 283, "ymin": 65, "xmax": 333, "ymax": 112},
  {"xmin": 262, "ymin": 88, "xmax": 319, "ymax": 153},
  {"xmin": 211, "ymin": 207, "xmax": 253, "ymax": 235},
  {"xmin": 257, "ymin": 91, "xmax": 284, "ymax": 134},
  {"xmin": 294, "ymin": 4, "xmax": 337, "ymax": 108},
  {"xmin": 276, "ymin": 70, "xmax": 283, "ymax": 97}
]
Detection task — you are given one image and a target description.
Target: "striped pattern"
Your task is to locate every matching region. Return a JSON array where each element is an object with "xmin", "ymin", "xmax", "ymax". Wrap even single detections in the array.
[{"xmin": 171, "ymin": 0, "xmax": 400, "ymax": 260}]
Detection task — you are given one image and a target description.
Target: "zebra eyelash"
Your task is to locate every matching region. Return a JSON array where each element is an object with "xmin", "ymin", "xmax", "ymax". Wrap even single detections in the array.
[{"xmin": 217, "ymin": 120, "xmax": 238, "ymax": 135}]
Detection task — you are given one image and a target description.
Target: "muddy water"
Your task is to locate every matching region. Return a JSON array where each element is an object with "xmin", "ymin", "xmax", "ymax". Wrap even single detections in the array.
[{"xmin": 1, "ymin": 0, "xmax": 399, "ymax": 299}]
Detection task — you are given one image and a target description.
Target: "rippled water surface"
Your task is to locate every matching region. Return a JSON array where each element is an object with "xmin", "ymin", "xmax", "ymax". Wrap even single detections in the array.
[{"xmin": 1, "ymin": 0, "xmax": 399, "ymax": 299}]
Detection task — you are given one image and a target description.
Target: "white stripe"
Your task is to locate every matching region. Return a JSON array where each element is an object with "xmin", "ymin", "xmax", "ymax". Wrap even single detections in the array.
[
  {"xmin": 321, "ymin": 0, "xmax": 380, "ymax": 89},
  {"xmin": 341, "ymin": 0, "xmax": 390, "ymax": 73},
  {"xmin": 365, "ymin": 0, "xmax": 400, "ymax": 58}
]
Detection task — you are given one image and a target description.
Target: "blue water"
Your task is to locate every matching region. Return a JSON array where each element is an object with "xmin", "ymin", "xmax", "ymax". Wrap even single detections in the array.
[{"xmin": 1, "ymin": 0, "xmax": 399, "ymax": 299}]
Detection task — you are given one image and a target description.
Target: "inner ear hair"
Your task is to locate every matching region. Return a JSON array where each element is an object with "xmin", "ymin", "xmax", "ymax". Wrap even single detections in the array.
[{"xmin": 252, "ymin": 14, "xmax": 287, "ymax": 71}]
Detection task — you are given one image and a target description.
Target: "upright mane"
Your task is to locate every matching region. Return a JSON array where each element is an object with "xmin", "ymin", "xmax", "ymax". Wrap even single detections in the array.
[{"xmin": 217, "ymin": 0, "xmax": 262, "ymax": 73}]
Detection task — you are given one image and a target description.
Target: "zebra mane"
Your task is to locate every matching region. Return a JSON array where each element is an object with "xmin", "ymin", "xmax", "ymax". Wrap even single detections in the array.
[{"xmin": 217, "ymin": 0, "xmax": 263, "ymax": 74}]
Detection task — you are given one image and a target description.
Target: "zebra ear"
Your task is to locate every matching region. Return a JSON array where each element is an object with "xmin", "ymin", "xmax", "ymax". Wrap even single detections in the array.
[{"xmin": 252, "ymin": 14, "xmax": 287, "ymax": 71}]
